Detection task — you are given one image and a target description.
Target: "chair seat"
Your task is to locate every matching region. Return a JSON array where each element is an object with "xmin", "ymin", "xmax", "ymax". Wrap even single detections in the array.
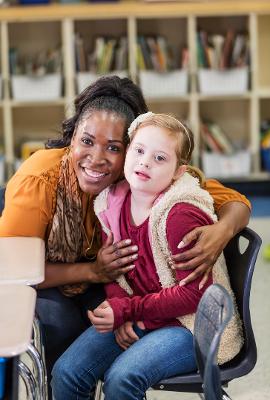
[
  {"xmin": 0, "ymin": 237, "xmax": 45, "ymax": 285},
  {"xmin": 154, "ymin": 344, "xmax": 256, "ymax": 391},
  {"xmin": 0, "ymin": 285, "xmax": 36, "ymax": 357}
]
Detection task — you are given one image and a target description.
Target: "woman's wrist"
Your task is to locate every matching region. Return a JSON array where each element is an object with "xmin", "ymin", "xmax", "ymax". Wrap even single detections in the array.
[
  {"xmin": 216, "ymin": 218, "xmax": 235, "ymax": 242},
  {"xmin": 86, "ymin": 261, "xmax": 109, "ymax": 284}
]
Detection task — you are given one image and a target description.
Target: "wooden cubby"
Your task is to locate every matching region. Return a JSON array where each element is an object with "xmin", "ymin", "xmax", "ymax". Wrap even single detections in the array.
[{"xmin": 0, "ymin": 1, "xmax": 270, "ymax": 181}]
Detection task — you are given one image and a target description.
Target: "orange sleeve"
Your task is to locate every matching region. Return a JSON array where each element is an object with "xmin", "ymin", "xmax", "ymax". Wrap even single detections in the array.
[
  {"xmin": 0, "ymin": 173, "xmax": 54, "ymax": 239},
  {"xmin": 204, "ymin": 179, "xmax": 251, "ymax": 213}
]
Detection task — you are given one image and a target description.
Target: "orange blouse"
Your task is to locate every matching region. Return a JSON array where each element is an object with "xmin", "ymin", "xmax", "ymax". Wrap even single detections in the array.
[{"xmin": 0, "ymin": 147, "xmax": 251, "ymax": 242}]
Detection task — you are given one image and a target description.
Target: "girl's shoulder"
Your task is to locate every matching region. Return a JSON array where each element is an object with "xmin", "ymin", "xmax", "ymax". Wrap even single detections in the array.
[{"xmin": 168, "ymin": 202, "xmax": 214, "ymax": 226}]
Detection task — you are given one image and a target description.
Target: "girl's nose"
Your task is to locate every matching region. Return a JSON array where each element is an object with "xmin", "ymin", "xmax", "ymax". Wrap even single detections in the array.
[{"xmin": 140, "ymin": 158, "xmax": 150, "ymax": 169}]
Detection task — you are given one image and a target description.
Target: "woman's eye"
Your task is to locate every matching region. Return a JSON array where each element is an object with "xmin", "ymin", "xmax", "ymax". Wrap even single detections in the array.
[
  {"xmin": 81, "ymin": 137, "xmax": 93, "ymax": 145},
  {"xmin": 108, "ymin": 145, "xmax": 121, "ymax": 153}
]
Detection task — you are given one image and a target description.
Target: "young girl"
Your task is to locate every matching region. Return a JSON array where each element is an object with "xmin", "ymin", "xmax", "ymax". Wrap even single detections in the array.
[{"xmin": 51, "ymin": 112, "xmax": 243, "ymax": 400}]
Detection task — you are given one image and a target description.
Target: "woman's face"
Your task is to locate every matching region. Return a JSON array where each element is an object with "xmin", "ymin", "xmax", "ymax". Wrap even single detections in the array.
[{"xmin": 71, "ymin": 110, "xmax": 126, "ymax": 195}]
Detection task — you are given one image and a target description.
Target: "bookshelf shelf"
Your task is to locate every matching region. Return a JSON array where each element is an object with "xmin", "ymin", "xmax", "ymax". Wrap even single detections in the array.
[
  {"xmin": 0, "ymin": 1, "xmax": 269, "ymax": 182},
  {"xmin": 145, "ymin": 95, "xmax": 191, "ymax": 103},
  {"xmin": 10, "ymin": 99, "xmax": 66, "ymax": 108},
  {"xmin": 197, "ymin": 93, "xmax": 252, "ymax": 101}
]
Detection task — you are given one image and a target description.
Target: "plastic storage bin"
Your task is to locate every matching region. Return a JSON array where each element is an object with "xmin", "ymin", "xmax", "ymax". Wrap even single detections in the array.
[
  {"xmin": 202, "ymin": 150, "xmax": 251, "ymax": 178},
  {"xmin": 11, "ymin": 74, "xmax": 61, "ymax": 101},
  {"xmin": 198, "ymin": 67, "xmax": 248, "ymax": 95},
  {"xmin": 0, "ymin": 358, "xmax": 7, "ymax": 400},
  {"xmin": 77, "ymin": 71, "xmax": 128, "ymax": 94},
  {"xmin": 139, "ymin": 69, "xmax": 188, "ymax": 99},
  {"xmin": 261, "ymin": 148, "xmax": 270, "ymax": 172}
]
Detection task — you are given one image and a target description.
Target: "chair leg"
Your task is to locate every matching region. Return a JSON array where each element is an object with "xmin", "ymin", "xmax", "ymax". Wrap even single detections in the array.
[
  {"xmin": 18, "ymin": 360, "xmax": 36, "ymax": 400},
  {"xmin": 222, "ymin": 390, "xmax": 232, "ymax": 400},
  {"xmin": 32, "ymin": 317, "xmax": 48, "ymax": 400},
  {"xmin": 26, "ymin": 343, "xmax": 47, "ymax": 400},
  {"xmin": 94, "ymin": 380, "xmax": 104, "ymax": 400}
]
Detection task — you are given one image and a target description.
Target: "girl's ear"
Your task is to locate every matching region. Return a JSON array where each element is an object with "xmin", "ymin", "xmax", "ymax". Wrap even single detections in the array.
[{"xmin": 173, "ymin": 164, "xmax": 187, "ymax": 180}]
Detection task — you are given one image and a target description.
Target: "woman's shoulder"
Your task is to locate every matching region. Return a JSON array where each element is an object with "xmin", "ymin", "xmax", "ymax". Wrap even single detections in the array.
[{"xmin": 17, "ymin": 147, "xmax": 67, "ymax": 178}]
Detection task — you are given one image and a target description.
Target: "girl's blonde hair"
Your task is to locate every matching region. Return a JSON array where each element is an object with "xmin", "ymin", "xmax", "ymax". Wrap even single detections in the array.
[{"xmin": 128, "ymin": 112, "xmax": 205, "ymax": 185}]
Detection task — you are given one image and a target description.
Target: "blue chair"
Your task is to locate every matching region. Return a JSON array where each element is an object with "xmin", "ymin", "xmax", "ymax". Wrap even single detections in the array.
[{"xmin": 151, "ymin": 227, "xmax": 262, "ymax": 398}]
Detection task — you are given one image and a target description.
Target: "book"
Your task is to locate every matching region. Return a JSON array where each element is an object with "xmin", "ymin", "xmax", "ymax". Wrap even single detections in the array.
[
  {"xmin": 208, "ymin": 122, "xmax": 235, "ymax": 154},
  {"xmin": 200, "ymin": 122, "xmax": 224, "ymax": 153},
  {"xmin": 21, "ymin": 140, "xmax": 45, "ymax": 160}
]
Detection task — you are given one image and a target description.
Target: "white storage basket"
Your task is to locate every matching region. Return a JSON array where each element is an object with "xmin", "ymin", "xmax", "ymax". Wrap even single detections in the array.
[
  {"xmin": 198, "ymin": 67, "xmax": 248, "ymax": 95},
  {"xmin": 139, "ymin": 69, "xmax": 188, "ymax": 99},
  {"xmin": 77, "ymin": 71, "xmax": 128, "ymax": 94},
  {"xmin": 11, "ymin": 74, "xmax": 62, "ymax": 101},
  {"xmin": 202, "ymin": 150, "xmax": 251, "ymax": 178}
]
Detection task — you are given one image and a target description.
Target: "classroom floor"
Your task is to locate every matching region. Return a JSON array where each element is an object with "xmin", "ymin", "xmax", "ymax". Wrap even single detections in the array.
[{"xmin": 20, "ymin": 216, "xmax": 270, "ymax": 400}]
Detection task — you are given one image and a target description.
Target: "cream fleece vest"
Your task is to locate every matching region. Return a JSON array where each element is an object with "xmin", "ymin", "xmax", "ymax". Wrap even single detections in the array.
[{"xmin": 94, "ymin": 173, "xmax": 243, "ymax": 364}]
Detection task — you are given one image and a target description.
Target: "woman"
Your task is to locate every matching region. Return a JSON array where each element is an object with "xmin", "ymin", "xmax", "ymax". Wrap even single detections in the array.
[{"xmin": 0, "ymin": 76, "xmax": 250, "ymax": 386}]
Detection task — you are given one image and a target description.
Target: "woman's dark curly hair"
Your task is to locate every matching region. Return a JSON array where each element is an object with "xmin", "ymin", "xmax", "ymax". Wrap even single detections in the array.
[{"xmin": 46, "ymin": 75, "xmax": 148, "ymax": 149}]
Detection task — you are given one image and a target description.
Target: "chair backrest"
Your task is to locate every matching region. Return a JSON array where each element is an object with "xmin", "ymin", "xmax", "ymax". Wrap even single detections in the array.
[
  {"xmin": 194, "ymin": 284, "xmax": 233, "ymax": 400},
  {"xmin": 0, "ymin": 186, "xmax": 5, "ymax": 216},
  {"xmin": 221, "ymin": 227, "xmax": 262, "ymax": 379}
]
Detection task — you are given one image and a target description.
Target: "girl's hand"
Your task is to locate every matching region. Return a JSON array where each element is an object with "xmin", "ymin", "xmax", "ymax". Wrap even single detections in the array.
[
  {"xmin": 94, "ymin": 232, "xmax": 138, "ymax": 282},
  {"xmin": 171, "ymin": 222, "xmax": 232, "ymax": 288},
  {"xmin": 115, "ymin": 321, "xmax": 145, "ymax": 350},
  {"xmin": 88, "ymin": 300, "xmax": 114, "ymax": 333}
]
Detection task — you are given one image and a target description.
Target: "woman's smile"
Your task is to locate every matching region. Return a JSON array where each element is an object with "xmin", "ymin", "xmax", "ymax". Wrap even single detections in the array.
[
  {"xmin": 71, "ymin": 110, "xmax": 126, "ymax": 194},
  {"xmin": 81, "ymin": 166, "xmax": 108, "ymax": 182}
]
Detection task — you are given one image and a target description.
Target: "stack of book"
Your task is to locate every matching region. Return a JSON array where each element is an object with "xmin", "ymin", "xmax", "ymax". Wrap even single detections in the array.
[
  {"xmin": 75, "ymin": 34, "xmax": 128, "ymax": 74},
  {"xmin": 136, "ymin": 35, "xmax": 188, "ymax": 72},
  {"xmin": 200, "ymin": 121, "xmax": 251, "ymax": 177},
  {"xmin": 197, "ymin": 29, "xmax": 249, "ymax": 70},
  {"xmin": 9, "ymin": 47, "xmax": 62, "ymax": 76},
  {"xmin": 200, "ymin": 121, "xmax": 236, "ymax": 154}
]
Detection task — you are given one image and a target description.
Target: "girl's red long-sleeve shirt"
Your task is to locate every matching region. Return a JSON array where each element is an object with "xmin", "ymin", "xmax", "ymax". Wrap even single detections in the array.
[{"xmin": 105, "ymin": 192, "xmax": 213, "ymax": 330}]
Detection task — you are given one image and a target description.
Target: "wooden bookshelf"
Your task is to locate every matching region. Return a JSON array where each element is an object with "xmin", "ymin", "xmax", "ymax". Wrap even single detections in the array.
[{"xmin": 0, "ymin": 1, "xmax": 270, "ymax": 180}]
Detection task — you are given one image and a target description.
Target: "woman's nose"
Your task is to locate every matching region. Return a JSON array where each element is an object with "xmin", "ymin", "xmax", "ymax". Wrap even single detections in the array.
[{"xmin": 87, "ymin": 148, "xmax": 106, "ymax": 165}]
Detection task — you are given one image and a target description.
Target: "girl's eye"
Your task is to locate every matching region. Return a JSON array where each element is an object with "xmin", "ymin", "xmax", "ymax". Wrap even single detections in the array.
[
  {"xmin": 81, "ymin": 137, "xmax": 93, "ymax": 145},
  {"xmin": 135, "ymin": 147, "xmax": 144, "ymax": 154},
  {"xmin": 108, "ymin": 145, "xmax": 121, "ymax": 153},
  {"xmin": 155, "ymin": 154, "xmax": 166, "ymax": 162}
]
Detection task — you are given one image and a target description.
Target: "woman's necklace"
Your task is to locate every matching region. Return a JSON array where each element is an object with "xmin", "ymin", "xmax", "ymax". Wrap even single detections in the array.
[{"xmin": 82, "ymin": 222, "xmax": 97, "ymax": 262}]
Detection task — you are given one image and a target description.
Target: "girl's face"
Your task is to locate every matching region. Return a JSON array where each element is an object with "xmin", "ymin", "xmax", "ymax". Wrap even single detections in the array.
[
  {"xmin": 124, "ymin": 125, "xmax": 186, "ymax": 196},
  {"xmin": 71, "ymin": 110, "xmax": 126, "ymax": 195}
]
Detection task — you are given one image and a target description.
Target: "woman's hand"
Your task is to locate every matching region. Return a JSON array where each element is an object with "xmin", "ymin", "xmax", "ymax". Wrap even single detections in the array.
[
  {"xmin": 88, "ymin": 300, "xmax": 114, "ymax": 333},
  {"xmin": 171, "ymin": 221, "xmax": 233, "ymax": 288},
  {"xmin": 93, "ymin": 232, "xmax": 138, "ymax": 283},
  {"xmin": 115, "ymin": 321, "xmax": 145, "ymax": 350}
]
